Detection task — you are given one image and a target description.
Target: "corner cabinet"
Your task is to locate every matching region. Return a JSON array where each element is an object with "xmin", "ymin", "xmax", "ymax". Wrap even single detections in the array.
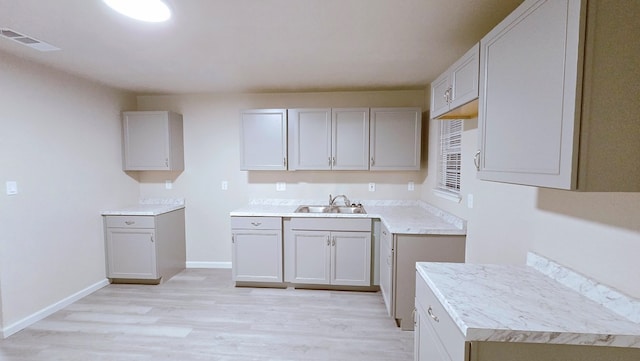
[
  {"xmin": 288, "ymin": 108, "xmax": 370, "ymax": 170},
  {"xmin": 430, "ymin": 44, "xmax": 480, "ymax": 120},
  {"xmin": 284, "ymin": 218, "xmax": 372, "ymax": 287},
  {"xmin": 239, "ymin": 109, "xmax": 288, "ymax": 170},
  {"xmin": 104, "ymin": 209, "xmax": 186, "ymax": 284},
  {"xmin": 122, "ymin": 111, "xmax": 184, "ymax": 171},
  {"xmin": 231, "ymin": 216, "xmax": 283, "ymax": 284},
  {"xmin": 477, "ymin": 0, "xmax": 640, "ymax": 191},
  {"xmin": 370, "ymin": 108, "xmax": 422, "ymax": 170}
]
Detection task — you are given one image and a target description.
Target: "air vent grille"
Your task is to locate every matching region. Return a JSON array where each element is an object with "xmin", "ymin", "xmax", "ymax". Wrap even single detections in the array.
[{"xmin": 0, "ymin": 28, "xmax": 60, "ymax": 52}]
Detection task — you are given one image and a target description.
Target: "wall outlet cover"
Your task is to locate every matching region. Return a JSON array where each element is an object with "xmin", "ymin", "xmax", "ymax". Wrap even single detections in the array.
[
  {"xmin": 408, "ymin": 181, "xmax": 415, "ymax": 191},
  {"xmin": 368, "ymin": 183, "xmax": 375, "ymax": 192},
  {"xmin": 6, "ymin": 181, "xmax": 17, "ymax": 195},
  {"xmin": 221, "ymin": 181, "xmax": 228, "ymax": 190},
  {"xmin": 276, "ymin": 182, "xmax": 286, "ymax": 191}
]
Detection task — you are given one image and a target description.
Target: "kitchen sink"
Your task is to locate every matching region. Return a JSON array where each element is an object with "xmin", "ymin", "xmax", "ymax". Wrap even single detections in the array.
[{"xmin": 294, "ymin": 205, "xmax": 366, "ymax": 214}]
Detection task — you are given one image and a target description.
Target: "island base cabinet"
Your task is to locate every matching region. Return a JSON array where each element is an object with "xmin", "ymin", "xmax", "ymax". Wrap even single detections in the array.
[{"xmin": 468, "ymin": 342, "xmax": 640, "ymax": 361}]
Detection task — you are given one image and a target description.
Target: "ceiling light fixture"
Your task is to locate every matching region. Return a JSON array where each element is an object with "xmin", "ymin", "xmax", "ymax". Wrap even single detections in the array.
[{"xmin": 103, "ymin": 0, "xmax": 171, "ymax": 23}]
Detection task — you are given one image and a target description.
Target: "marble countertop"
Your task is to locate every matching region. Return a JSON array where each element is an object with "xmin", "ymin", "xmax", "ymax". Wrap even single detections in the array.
[
  {"xmin": 230, "ymin": 199, "xmax": 466, "ymax": 235},
  {"xmin": 101, "ymin": 198, "xmax": 185, "ymax": 216},
  {"xmin": 416, "ymin": 253, "xmax": 640, "ymax": 348}
]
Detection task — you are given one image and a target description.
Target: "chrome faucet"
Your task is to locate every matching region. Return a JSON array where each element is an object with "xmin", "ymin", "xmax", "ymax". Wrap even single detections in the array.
[{"xmin": 329, "ymin": 194, "xmax": 351, "ymax": 207}]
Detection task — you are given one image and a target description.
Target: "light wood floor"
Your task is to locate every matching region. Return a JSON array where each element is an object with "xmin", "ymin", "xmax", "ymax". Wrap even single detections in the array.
[{"xmin": 0, "ymin": 269, "xmax": 414, "ymax": 360}]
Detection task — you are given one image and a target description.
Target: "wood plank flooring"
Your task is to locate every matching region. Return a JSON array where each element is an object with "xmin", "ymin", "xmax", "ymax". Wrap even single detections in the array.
[{"xmin": 0, "ymin": 269, "xmax": 414, "ymax": 360}]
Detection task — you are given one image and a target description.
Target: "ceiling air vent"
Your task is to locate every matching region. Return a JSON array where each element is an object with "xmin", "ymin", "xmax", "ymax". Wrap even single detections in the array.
[{"xmin": 0, "ymin": 28, "xmax": 60, "ymax": 52}]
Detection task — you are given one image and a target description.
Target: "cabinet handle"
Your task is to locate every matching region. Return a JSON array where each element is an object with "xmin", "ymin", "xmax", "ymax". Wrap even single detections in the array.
[
  {"xmin": 370, "ymin": 157, "xmax": 375, "ymax": 166},
  {"xmin": 251, "ymin": 222, "xmax": 262, "ymax": 227},
  {"xmin": 473, "ymin": 150, "xmax": 481, "ymax": 171},
  {"xmin": 328, "ymin": 157, "xmax": 332, "ymax": 166},
  {"xmin": 427, "ymin": 306, "xmax": 439, "ymax": 322},
  {"xmin": 412, "ymin": 308, "xmax": 417, "ymax": 325},
  {"xmin": 332, "ymin": 237, "xmax": 336, "ymax": 246},
  {"xmin": 165, "ymin": 158, "xmax": 169, "ymax": 167},
  {"xmin": 232, "ymin": 235, "xmax": 235, "ymax": 243},
  {"xmin": 283, "ymin": 158, "xmax": 287, "ymax": 167},
  {"xmin": 150, "ymin": 235, "xmax": 154, "ymax": 243},
  {"xmin": 443, "ymin": 90, "xmax": 448, "ymax": 102},
  {"xmin": 327, "ymin": 236, "xmax": 330, "ymax": 246},
  {"xmin": 125, "ymin": 221, "xmax": 135, "ymax": 225},
  {"xmin": 332, "ymin": 156, "xmax": 336, "ymax": 166}
]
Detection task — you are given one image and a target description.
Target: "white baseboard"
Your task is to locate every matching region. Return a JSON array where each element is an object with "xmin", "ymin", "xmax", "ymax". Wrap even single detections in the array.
[
  {"xmin": 186, "ymin": 261, "xmax": 232, "ymax": 269},
  {"xmin": 2, "ymin": 278, "xmax": 110, "ymax": 338}
]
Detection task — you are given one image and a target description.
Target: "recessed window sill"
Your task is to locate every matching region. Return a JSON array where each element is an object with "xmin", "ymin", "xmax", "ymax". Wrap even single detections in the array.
[{"xmin": 433, "ymin": 189, "xmax": 462, "ymax": 203}]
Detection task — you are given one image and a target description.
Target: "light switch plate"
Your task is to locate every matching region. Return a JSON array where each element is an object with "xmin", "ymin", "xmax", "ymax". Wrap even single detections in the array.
[
  {"xmin": 467, "ymin": 194, "xmax": 474, "ymax": 208},
  {"xmin": 165, "ymin": 180, "xmax": 172, "ymax": 190},
  {"xmin": 221, "ymin": 181, "xmax": 228, "ymax": 190},
  {"xmin": 408, "ymin": 181, "xmax": 415, "ymax": 191},
  {"xmin": 6, "ymin": 181, "xmax": 17, "ymax": 195},
  {"xmin": 368, "ymin": 183, "xmax": 375, "ymax": 192}
]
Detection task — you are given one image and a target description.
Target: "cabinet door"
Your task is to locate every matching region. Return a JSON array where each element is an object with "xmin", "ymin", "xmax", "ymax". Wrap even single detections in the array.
[
  {"xmin": 288, "ymin": 108, "xmax": 332, "ymax": 170},
  {"xmin": 430, "ymin": 72, "xmax": 451, "ymax": 119},
  {"xmin": 478, "ymin": 0, "xmax": 582, "ymax": 189},
  {"xmin": 331, "ymin": 108, "xmax": 370, "ymax": 170},
  {"xmin": 370, "ymin": 108, "xmax": 422, "ymax": 170},
  {"xmin": 240, "ymin": 109, "xmax": 287, "ymax": 170},
  {"xmin": 106, "ymin": 228, "xmax": 157, "ymax": 279},
  {"xmin": 288, "ymin": 230, "xmax": 331, "ymax": 284},
  {"xmin": 232, "ymin": 230, "xmax": 283, "ymax": 283},
  {"xmin": 123, "ymin": 111, "xmax": 172, "ymax": 171},
  {"xmin": 450, "ymin": 43, "xmax": 480, "ymax": 110},
  {"xmin": 379, "ymin": 224, "xmax": 393, "ymax": 316},
  {"xmin": 331, "ymin": 231, "xmax": 371, "ymax": 286},
  {"xmin": 415, "ymin": 304, "xmax": 451, "ymax": 361}
]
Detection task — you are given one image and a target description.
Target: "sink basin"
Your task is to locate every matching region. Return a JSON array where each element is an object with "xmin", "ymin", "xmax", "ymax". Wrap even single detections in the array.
[{"xmin": 294, "ymin": 205, "xmax": 366, "ymax": 214}]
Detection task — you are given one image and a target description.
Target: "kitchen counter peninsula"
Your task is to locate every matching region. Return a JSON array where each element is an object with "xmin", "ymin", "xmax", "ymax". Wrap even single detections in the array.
[{"xmin": 415, "ymin": 252, "xmax": 640, "ymax": 360}]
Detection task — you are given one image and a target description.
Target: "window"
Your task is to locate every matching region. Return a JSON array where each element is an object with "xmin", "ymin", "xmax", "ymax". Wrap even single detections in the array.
[{"xmin": 436, "ymin": 119, "xmax": 462, "ymax": 199}]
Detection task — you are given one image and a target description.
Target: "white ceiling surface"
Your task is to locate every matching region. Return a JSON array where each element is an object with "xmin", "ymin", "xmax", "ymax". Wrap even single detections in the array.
[{"xmin": 0, "ymin": 0, "xmax": 522, "ymax": 94}]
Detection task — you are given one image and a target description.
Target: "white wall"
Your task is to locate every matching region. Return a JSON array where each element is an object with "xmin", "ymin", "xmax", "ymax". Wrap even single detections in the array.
[
  {"xmin": 135, "ymin": 90, "xmax": 427, "ymax": 266},
  {"xmin": 0, "ymin": 51, "xmax": 138, "ymax": 333},
  {"xmin": 422, "ymin": 118, "xmax": 640, "ymax": 299}
]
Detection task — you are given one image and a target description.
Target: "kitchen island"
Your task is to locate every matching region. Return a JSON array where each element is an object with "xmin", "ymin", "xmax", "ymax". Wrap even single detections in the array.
[{"xmin": 415, "ymin": 252, "xmax": 640, "ymax": 360}]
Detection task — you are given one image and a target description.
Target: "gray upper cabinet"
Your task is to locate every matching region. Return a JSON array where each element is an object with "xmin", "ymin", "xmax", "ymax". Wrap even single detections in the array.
[
  {"xmin": 239, "ymin": 109, "xmax": 288, "ymax": 170},
  {"xmin": 370, "ymin": 108, "xmax": 421, "ymax": 171},
  {"xmin": 477, "ymin": 0, "xmax": 640, "ymax": 191},
  {"xmin": 430, "ymin": 44, "xmax": 480, "ymax": 120},
  {"xmin": 122, "ymin": 111, "xmax": 184, "ymax": 171},
  {"xmin": 288, "ymin": 108, "xmax": 370, "ymax": 170}
]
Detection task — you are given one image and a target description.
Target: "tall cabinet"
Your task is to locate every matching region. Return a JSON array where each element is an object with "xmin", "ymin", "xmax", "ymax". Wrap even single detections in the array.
[{"xmin": 477, "ymin": 0, "xmax": 640, "ymax": 191}]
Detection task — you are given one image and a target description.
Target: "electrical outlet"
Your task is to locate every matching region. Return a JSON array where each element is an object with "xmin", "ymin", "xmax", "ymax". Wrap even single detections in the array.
[
  {"xmin": 6, "ymin": 181, "xmax": 17, "ymax": 195},
  {"xmin": 368, "ymin": 183, "xmax": 375, "ymax": 192},
  {"xmin": 165, "ymin": 180, "xmax": 172, "ymax": 190},
  {"xmin": 276, "ymin": 182, "xmax": 286, "ymax": 191},
  {"xmin": 221, "ymin": 181, "xmax": 228, "ymax": 190},
  {"xmin": 467, "ymin": 194, "xmax": 474, "ymax": 208},
  {"xmin": 408, "ymin": 181, "xmax": 415, "ymax": 191}
]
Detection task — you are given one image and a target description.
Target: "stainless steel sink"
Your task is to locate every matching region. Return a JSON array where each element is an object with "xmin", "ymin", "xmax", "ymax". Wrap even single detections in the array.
[{"xmin": 294, "ymin": 205, "xmax": 366, "ymax": 214}]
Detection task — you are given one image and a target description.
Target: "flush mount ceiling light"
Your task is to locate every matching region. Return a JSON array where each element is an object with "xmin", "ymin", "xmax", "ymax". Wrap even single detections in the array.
[{"xmin": 103, "ymin": 0, "xmax": 171, "ymax": 22}]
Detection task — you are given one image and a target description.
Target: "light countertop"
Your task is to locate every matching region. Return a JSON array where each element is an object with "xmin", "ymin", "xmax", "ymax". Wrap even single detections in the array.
[
  {"xmin": 230, "ymin": 199, "xmax": 466, "ymax": 235},
  {"xmin": 101, "ymin": 198, "xmax": 185, "ymax": 216},
  {"xmin": 416, "ymin": 253, "xmax": 640, "ymax": 348}
]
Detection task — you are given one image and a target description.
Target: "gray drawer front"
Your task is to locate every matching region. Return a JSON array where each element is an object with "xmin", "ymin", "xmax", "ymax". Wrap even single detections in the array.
[
  {"xmin": 231, "ymin": 217, "xmax": 281, "ymax": 230},
  {"xmin": 105, "ymin": 216, "xmax": 155, "ymax": 228}
]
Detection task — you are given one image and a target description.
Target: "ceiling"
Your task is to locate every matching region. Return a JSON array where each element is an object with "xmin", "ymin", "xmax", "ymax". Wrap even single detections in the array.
[{"xmin": 0, "ymin": 0, "xmax": 523, "ymax": 94}]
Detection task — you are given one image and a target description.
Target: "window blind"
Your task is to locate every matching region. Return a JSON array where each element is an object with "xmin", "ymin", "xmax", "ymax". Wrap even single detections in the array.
[{"xmin": 437, "ymin": 119, "xmax": 462, "ymax": 194}]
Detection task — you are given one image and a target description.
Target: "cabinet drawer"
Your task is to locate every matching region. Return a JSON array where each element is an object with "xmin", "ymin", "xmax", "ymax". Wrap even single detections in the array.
[
  {"xmin": 416, "ymin": 272, "xmax": 465, "ymax": 361},
  {"xmin": 105, "ymin": 216, "xmax": 155, "ymax": 229},
  {"xmin": 231, "ymin": 217, "xmax": 281, "ymax": 230},
  {"xmin": 289, "ymin": 217, "xmax": 371, "ymax": 231}
]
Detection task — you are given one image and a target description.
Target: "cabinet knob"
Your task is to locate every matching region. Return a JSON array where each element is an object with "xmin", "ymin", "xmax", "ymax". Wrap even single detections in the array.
[
  {"xmin": 251, "ymin": 222, "xmax": 262, "ymax": 227},
  {"xmin": 473, "ymin": 150, "xmax": 481, "ymax": 171},
  {"xmin": 125, "ymin": 221, "xmax": 135, "ymax": 225}
]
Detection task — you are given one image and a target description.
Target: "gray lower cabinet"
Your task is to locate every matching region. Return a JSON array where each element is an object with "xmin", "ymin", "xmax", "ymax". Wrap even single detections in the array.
[
  {"xmin": 104, "ymin": 209, "xmax": 185, "ymax": 283},
  {"xmin": 381, "ymin": 227, "xmax": 465, "ymax": 330},
  {"xmin": 231, "ymin": 216, "xmax": 283, "ymax": 283},
  {"xmin": 284, "ymin": 218, "xmax": 372, "ymax": 287}
]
